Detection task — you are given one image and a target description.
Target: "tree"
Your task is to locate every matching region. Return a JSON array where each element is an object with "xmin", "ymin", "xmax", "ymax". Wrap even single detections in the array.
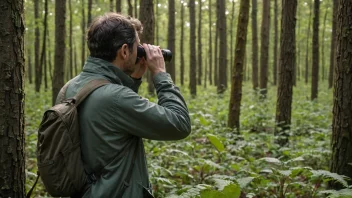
[
  {"xmin": 251, "ymin": 0, "xmax": 259, "ymax": 90},
  {"xmin": 52, "ymin": 0, "xmax": 66, "ymax": 105},
  {"xmin": 41, "ymin": 0, "xmax": 49, "ymax": 90},
  {"xmin": 321, "ymin": 6, "xmax": 328, "ymax": 81},
  {"xmin": 330, "ymin": 0, "xmax": 352, "ymax": 188},
  {"xmin": 197, "ymin": 0, "xmax": 202, "ymax": 85},
  {"xmin": 228, "ymin": 0, "xmax": 250, "ymax": 131},
  {"xmin": 329, "ymin": 0, "xmax": 338, "ymax": 89},
  {"xmin": 208, "ymin": 0, "xmax": 213, "ymax": 85},
  {"xmin": 189, "ymin": 0, "xmax": 197, "ymax": 96},
  {"xmin": 260, "ymin": 0, "xmax": 270, "ymax": 97},
  {"xmin": 34, "ymin": 0, "xmax": 41, "ymax": 92},
  {"xmin": 217, "ymin": 0, "xmax": 227, "ymax": 94},
  {"xmin": 273, "ymin": 0, "xmax": 278, "ymax": 85},
  {"xmin": 127, "ymin": 0, "xmax": 133, "ymax": 16},
  {"xmin": 81, "ymin": 0, "xmax": 86, "ymax": 67},
  {"xmin": 69, "ymin": 0, "xmax": 73, "ymax": 79},
  {"xmin": 139, "ymin": 0, "xmax": 155, "ymax": 95},
  {"xmin": 167, "ymin": 0, "xmax": 176, "ymax": 82},
  {"xmin": 88, "ymin": 0, "xmax": 92, "ymax": 26},
  {"xmin": 229, "ymin": 0, "xmax": 235, "ymax": 76},
  {"xmin": 116, "ymin": 0, "xmax": 121, "ymax": 12},
  {"xmin": 0, "ymin": 0, "xmax": 26, "ymax": 197},
  {"xmin": 305, "ymin": 1, "xmax": 312, "ymax": 84},
  {"xmin": 180, "ymin": 2, "xmax": 185, "ymax": 85},
  {"xmin": 311, "ymin": 0, "xmax": 320, "ymax": 100},
  {"xmin": 275, "ymin": 0, "xmax": 297, "ymax": 146}
]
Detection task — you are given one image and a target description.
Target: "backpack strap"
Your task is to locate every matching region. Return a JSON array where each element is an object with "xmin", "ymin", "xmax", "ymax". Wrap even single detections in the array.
[
  {"xmin": 73, "ymin": 79, "xmax": 111, "ymax": 106},
  {"xmin": 56, "ymin": 79, "xmax": 73, "ymax": 104}
]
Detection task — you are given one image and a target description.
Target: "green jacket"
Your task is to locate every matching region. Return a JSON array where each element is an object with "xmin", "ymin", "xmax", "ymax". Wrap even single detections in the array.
[{"xmin": 63, "ymin": 57, "xmax": 191, "ymax": 197}]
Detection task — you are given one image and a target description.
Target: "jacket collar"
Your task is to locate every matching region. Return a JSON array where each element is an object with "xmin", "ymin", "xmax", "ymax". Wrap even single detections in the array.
[{"xmin": 82, "ymin": 56, "xmax": 134, "ymax": 87}]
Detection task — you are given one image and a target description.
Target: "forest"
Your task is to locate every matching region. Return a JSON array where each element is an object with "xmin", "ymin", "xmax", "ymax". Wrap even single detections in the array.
[{"xmin": 0, "ymin": 0, "xmax": 352, "ymax": 197}]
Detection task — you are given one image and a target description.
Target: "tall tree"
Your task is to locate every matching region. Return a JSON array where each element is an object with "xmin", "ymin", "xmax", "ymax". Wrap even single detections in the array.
[
  {"xmin": 180, "ymin": 2, "xmax": 185, "ymax": 85},
  {"xmin": 197, "ymin": 0, "xmax": 202, "ymax": 85},
  {"xmin": 328, "ymin": 0, "xmax": 338, "ymax": 89},
  {"xmin": 155, "ymin": 0, "xmax": 159, "ymax": 45},
  {"xmin": 330, "ymin": 0, "xmax": 352, "ymax": 188},
  {"xmin": 311, "ymin": 0, "xmax": 320, "ymax": 100},
  {"xmin": 52, "ymin": 0, "xmax": 66, "ymax": 105},
  {"xmin": 167, "ymin": 0, "xmax": 176, "ymax": 82},
  {"xmin": 260, "ymin": 0, "xmax": 270, "ymax": 97},
  {"xmin": 134, "ymin": 0, "xmax": 138, "ymax": 17},
  {"xmin": 110, "ymin": 0, "xmax": 114, "ymax": 11},
  {"xmin": 41, "ymin": 0, "xmax": 49, "ymax": 90},
  {"xmin": 69, "ymin": 0, "xmax": 73, "ymax": 79},
  {"xmin": 228, "ymin": 0, "xmax": 250, "ymax": 131},
  {"xmin": 88, "ymin": 0, "xmax": 92, "ymax": 26},
  {"xmin": 208, "ymin": 0, "xmax": 213, "ymax": 85},
  {"xmin": 139, "ymin": 0, "xmax": 155, "ymax": 95},
  {"xmin": 127, "ymin": 0, "xmax": 133, "ymax": 16},
  {"xmin": 305, "ymin": 1, "xmax": 312, "ymax": 84},
  {"xmin": 0, "ymin": 0, "xmax": 26, "ymax": 196},
  {"xmin": 251, "ymin": 0, "xmax": 259, "ymax": 90},
  {"xmin": 189, "ymin": 0, "xmax": 197, "ymax": 96},
  {"xmin": 214, "ymin": 2, "xmax": 219, "ymax": 87},
  {"xmin": 273, "ymin": 0, "xmax": 278, "ymax": 85},
  {"xmin": 218, "ymin": 0, "xmax": 227, "ymax": 93},
  {"xmin": 34, "ymin": 0, "xmax": 41, "ymax": 92},
  {"xmin": 275, "ymin": 0, "xmax": 297, "ymax": 146},
  {"xmin": 81, "ymin": 0, "xmax": 86, "ymax": 67},
  {"xmin": 116, "ymin": 0, "xmax": 121, "ymax": 12},
  {"xmin": 321, "ymin": 6, "xmax": 328, "ymax": 81},
  {"xmin": 229, "ymin": 0, "xmax": 235, "ymax": 76}
]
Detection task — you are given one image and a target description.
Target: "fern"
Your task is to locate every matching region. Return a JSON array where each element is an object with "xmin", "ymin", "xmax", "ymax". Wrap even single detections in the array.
[
  {"xmin": 310, "ymin": 170, "xmax": 350, "ymax": 187},
  {"xmin": 319, "ymin": 188, "xmax": 352, "ymax": 198}
]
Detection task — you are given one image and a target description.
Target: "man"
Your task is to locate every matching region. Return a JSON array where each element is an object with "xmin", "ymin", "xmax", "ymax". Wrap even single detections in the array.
[{"xmin": 59, "ymin": 13, "xmax": 191, "ymax": 197}]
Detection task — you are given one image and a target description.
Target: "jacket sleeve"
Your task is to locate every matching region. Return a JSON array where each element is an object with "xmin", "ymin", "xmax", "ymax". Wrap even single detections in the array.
[
  {"xmin": 129, "ymin": 77, "xmax": 142, "ymax": 93},
  {"xmin": 113, "ymin": 72, "xmax": 191, "ymax": 140}
]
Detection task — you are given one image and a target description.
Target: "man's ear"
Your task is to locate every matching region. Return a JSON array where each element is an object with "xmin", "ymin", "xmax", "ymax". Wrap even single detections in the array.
[{"xmin": 118, "ymin": 44, "xmax": 129, "ymax": 60}]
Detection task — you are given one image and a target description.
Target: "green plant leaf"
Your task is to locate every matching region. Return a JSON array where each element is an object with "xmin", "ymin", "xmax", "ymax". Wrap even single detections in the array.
[
  {"xmin": 311, "ymin": 170, "xmax": 349, "ymax": 187},
  {"xmin": 236, "ymin": 177, "xmax": 255, "ymax": 188},
  {"xmin": 206, "ymin": 134, "xmax": 225, "ymax": 152},
  {"xmin": 259, "ymin": 157, "xmax": 282, "ymax": 165}
]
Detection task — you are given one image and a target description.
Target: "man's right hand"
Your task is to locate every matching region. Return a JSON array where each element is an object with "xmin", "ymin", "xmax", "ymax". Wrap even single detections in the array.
[{"xmin": 143, "ymin": 43, "xmax": 166, "ymax": 76}]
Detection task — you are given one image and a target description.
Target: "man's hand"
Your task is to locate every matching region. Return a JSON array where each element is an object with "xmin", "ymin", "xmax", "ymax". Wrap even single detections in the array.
[
  {"xmin": 130, "ymin": 58, "xmax": 147, "ymax": 79},
  {"xmin": 143, "ymin": 43, "xmax": 166, "ymax": 76}
]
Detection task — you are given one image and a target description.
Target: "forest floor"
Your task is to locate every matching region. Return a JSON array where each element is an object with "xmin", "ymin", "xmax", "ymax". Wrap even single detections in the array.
[{"xmin": 25, "ymin": 81, "xmax": 351, "ymax": 197}]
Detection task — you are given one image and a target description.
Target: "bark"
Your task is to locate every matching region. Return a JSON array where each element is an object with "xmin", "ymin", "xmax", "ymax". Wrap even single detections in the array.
[
  {"xmin": 180, "ymin": 3, "xmax": 185, "ymax": 85},
  {"xmin": 251, "ymin": 0, "xmax": 259, "ymax": 90},
  {"xmin": 41, "ymin": 0, "xmax": 48, "ymax": 90},
  {"xmin": 217, "ymin": 0, "xmax": 227, "ymax": 93},
  {"xmin": 69, "ymin": 0, "xmax": 73, "ymax": 79},
  {"xmin": 81, "ymin": 0, "xmax": 86, "ymax": 68},
  {"xmin": 53, "ymin": 0, "xmax": 66, "ymax": 105},
  {"xmin": 311, "ymin": 0, "xmax": 320, "ymax": 101},
  {"xmin": 260, "ymin": 0, "xmax": 270, "ymax": 97},
  {"xmin": 230, "ymin": 1, "xmax": 235, "ymax": 76},
  {"xmin": 275, "ymin": 0, "xmax": 297, "ymax": 146},
  {"xmin": 155, "ymin": 0, "xmax": 159, "ymax": 45},
  {"xmin": 227, "ymin": 0, "xmax": 250, "ymax": 131},
  {"xmin": 134, "ymin": 0, "xmax": 138, "ymax": 18},
  {"xmin": 197, "ymin": 0, "xmax": 202, "ymax": 85},
  {"xmin": 321, "ymin": 7, "xmax": 328, "ymax": 81},
  {"xmin": 34, "ymin": 0, "xmax": 41, "ymax": 92},
  {"xmin": 167, "ymin": 0, "xmax": 176, "ymax": 82},
  {"xmin": 329, "ymin": 0, "xmax": 338, "ymax": 89},
  {"xmin": 74, "ymin": 45, "xmax": 78, "ymax": 76},
  {"xmin": 88, "ymin": 0, "xmax": 92, "ymax": 26},
  {"xmin": 128, "ymin": 0, "xmax": 133, "ymax": 16},
  {"xmin": 139, "ymin": 0, "xmax": 155, "ymax": 95},
  {"xmin": 28, "ymin": 48, "xmax": 33, "ymax": 84},
  {"xmin": 47, "ymin": 27, "xmax": 53, "ymax": 82},
  {"xmin": 208, "ymin": 0, "xmax": 213, "ymax": 85},
  {"xmin": 116, "ymin": 0, "xmax": 121, "ymax": 12},
  {"xmin": 110, "ymin": 0, "xmax": 114, "ymax": 11},
  {"xmin": 214, "ymin": 3, "xmax": 219, "ymax": 87},
  {"xmin": 273, "ymin": 0, "xmax": 278, "ymax": 85},
  {"xmin": 330, "ymin": 0, "xmax": 352, "ymax": 188},
  {"xmin": 189, "ymin": 0, "xmax": 197, "ymax": 96},
  {"xmin": 0, "ymin": 0, "xmax": 26, "ymax": 197},
  {"xmin": 305, "ymin": 1, "xmax": 312, "ymax": 84}
]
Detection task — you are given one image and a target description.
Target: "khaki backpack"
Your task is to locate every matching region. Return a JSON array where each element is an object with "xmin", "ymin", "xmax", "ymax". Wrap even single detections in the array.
[{"xmin": 33, "ymin": 79, "xmax": 109, "ymax": 197}]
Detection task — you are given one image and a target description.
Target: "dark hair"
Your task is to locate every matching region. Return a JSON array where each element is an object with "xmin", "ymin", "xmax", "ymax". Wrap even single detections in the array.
[{"xmin": 87, "ymin": 13, "xmax": 136, "ymax": 62}]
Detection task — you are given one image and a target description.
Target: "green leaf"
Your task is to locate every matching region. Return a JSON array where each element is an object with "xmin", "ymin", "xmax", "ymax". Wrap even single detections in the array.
[
  {"xmin": 206, "ymin": 134, "xmax": 225, "ymax": 152},
  {"xmin": 311, "ymin": 170, "xmax": 349, "ymax": 187},
  {"xmin": 236, "ymin": 177, "xmax": 255, "ymax": 188},
  {"xmin": 222, "ymin": 183, "xmax": 241, "ymax": 198},
  {"xmin": 259, "ymin": 157, "xmax": 282, "ymax": 165}
]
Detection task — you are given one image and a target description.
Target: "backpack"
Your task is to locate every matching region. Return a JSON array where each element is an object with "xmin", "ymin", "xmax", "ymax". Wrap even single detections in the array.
[{"xmin": 34, "ymin": 79, "xmax": 110, "ymax": 197}]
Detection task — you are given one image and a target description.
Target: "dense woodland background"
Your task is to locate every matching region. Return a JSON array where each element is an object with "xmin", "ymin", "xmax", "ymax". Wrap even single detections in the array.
[{"xmin": 1, "ymin": 0, "xmax": 352, "ymax": 197}]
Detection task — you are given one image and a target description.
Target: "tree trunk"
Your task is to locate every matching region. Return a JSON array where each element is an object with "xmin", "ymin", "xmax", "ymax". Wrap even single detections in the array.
[
  {"xmin": 81, "ymin": 0, "xmax": 86, "ymax": 68},
  {"xmin": 230, "ymin": 1, "xmax": 235, "ymax": 76},
  {"xmin": 167, "ymin": 0, "xmax": 176, "ymax": 82},
  {"xmin": 189, "ymin": 0, "xmax": 197, "ymax": 96},
  {"xmin": 47, "ymin": 27, "xmax": 53, "ymax": 82},
  {"xmin": 321, "ymin": 7, "xmax": 328, "ymax": 81},
  {"xmin": 227, "ymin": 0, "xmax": 250, "ymax": 132},
  {"xmin": 74, "ymin": 45, "xmax": 78, "ymax": 76},
  {"xmin": 204, "ymin": 55, "xmax": 208, "ymax": 88},
  {"xmin": 134, "ymin": 0, "xmax": 138, "ymax": 17},
  {"xmin": 41, "ymin": 0, "xmax": 48, "ymax": 90},
  {"xmin": 330, "ymin": 0, "xmax": 352, "ymax": 188},
  {"xmin": 69, "ymin": 0, "xmax": 73, "ymax": 79},
  {"xmin": 251, "ymin": 0, "xmax": 259, "ymax": 90},
  {"xmin": 110, "ymin": 0, "xmax": 114, "ymax": 11},
  {"xmin": 28, "ymin": 48, "xmax": 33, "ymax": 84},
  {"xmin": 128, "ymin": 0, "xmax": 133, "ymax": 16},
  {"xmin": 208, "ymin": 0, "xmax": 213, "ymax": 85},
  {"xmin": 180, "ymin": 3, "xmax": 185, "ymax": 85},
  {"xmin": 217, "ymin": 0, "xmax": 227, "ymax": 93},
  {"xmin": 53, "ymin": 0, "xmax": 66, "ymax": 105},
  {"xmin": 139, "ymin": 0, "xmax": 155, "ymax": 95},
  {"xmin": 311, "ymin": 0, "xmax": 320, "ymax": 101},
  {"xmin": 116, "ymin": 0, "xmax": 121, "ymax": 12},
  {"xmin": 329, "ymin": 0, "xmax": 338, "ymax": 89},
  {"xmin": 273, "ymin": 0, "xmax": 278, "ymax": 86},
  {"xmin": 155, "ymin": 0, "xmax": 159, "ymax": 45},
  {"xmin": 197, "ymin": 0, "xmax": 202, "ymax": 85},
  {"xmin": 34, "ymin": 0, "xmax": 41, "ymax": 92},
  {"xmin": 88, "ymin": 0, "xmax": 92, "ymax": 26},
  {"xmin": 0, "ymin": 0, "xmax": 26, "ymax": 197},
  {"xmin": 275, "ymin": 0, "xmax": 297, "ymax": 146},
  {"xmin": 305, "ymin": 1, "xmax": 312, "ymax": 84},
  {"xmin": 214, "ymin": 4, "xmax": 219, "ymax": 87},
  {"xmin": 260, "ymin": 0, "xmax": 270, "ymax": 97}
]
